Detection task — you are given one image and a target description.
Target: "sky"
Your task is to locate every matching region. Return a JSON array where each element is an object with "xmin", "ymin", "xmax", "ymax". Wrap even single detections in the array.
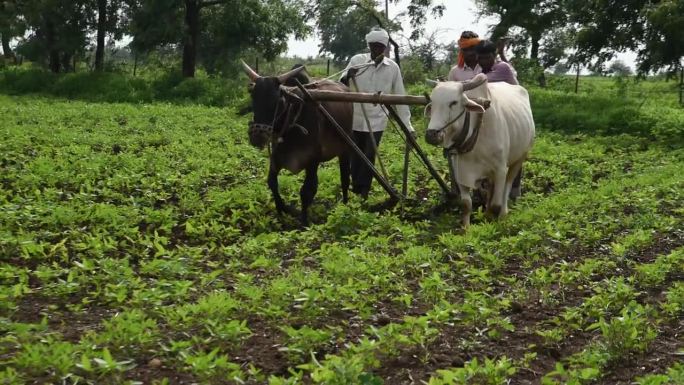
[{"xmin": 286, "ymin": 0, "xmax": 637, "ymax": 70}]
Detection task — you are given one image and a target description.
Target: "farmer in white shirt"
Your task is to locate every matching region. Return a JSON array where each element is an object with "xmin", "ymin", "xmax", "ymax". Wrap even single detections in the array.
[
  {"xmin": 448, "ymin": 31, "xmax": 482, "ymax": 81},
  {"xmin": 341, "ymin": 27, "xmax": 415, "ymax": 198}
]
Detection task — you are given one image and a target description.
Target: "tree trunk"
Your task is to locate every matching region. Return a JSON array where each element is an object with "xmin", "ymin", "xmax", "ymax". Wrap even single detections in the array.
[
  {"xmin": 390, "ymin": 38, "xmax": 400, "ymax": 68},
  {"xmin": 1, "ymin": 32, "xmax": 14, "ymax": 60},
  {"xmin": 45, "ymin": 19, "xmax": 61, "ymax": 73},
  {"xmin": 530, "ymin": 37, "xmax": 540, "ymax": 60},
  {"xmin": 679, "ymin": 67, "xmax": 684, "ymax": 105},
  {"xmin": 491, "ymin": 17, "xmax": 512, "ymax": 42},
  {"xmin": 95, "ymin": 0, "xmax": 107, "ymax": 72},
  {"xmin": 530, "ymin": 34, "xmax": 545, "ymax": 87},
  {"xmin": 62, "ymin": 52, "xmax": 73, "ymax": 73},
  {"xmin": 538, "ymin": 72, "xmax": 547, "ymax": 88},
  {"xmin": 575, "ymin": 65, "xmax": 580, "ymax": 94},
  {"xmin": 182, "ymin": 0, "xmax": 200, "ymax": 78},
  {"xmin": 49, "ymin": 50, "xmax": 60, "ymax": 73}
]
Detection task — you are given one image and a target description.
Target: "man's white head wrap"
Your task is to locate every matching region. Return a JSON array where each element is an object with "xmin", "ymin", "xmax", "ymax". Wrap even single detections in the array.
[{"xmin": 365, "ymin": 28, "xmax": 389, "ymax": 46}]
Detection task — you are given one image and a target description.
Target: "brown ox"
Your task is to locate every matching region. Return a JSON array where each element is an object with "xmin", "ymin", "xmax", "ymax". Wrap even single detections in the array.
[{"xmin": 241, "ymin": 61, "xmax": 353, "ymax": 225}]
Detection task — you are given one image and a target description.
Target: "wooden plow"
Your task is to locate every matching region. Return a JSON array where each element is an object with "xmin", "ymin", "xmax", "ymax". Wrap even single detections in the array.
[{"xmin": 293, "ymin": 80, "xmax": 451, "ymax": 202}]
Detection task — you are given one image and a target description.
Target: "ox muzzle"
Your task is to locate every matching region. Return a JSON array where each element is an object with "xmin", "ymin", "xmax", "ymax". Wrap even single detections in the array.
[
  {"xmin": 425, "ymin": 130, "xmax": 445, "ymax": 146},
  {"xmin": 248, "ymin": 122, "xmax": 273, "ymax": 149}
]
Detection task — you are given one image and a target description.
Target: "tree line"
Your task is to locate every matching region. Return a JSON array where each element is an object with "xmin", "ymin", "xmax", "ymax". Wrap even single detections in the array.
[{"xmin": 0, "ymin": 0, "xmax": 682, "ymax": 78}]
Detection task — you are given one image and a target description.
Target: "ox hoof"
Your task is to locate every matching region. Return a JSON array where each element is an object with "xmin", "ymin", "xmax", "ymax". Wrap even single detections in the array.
[
  {"xmin": 486, "ymin": 205, "xmax": 502, "ymax": 219},
  {"xmin": 276, "ymin": 204, "xmax": 299, "ymax": 218}
]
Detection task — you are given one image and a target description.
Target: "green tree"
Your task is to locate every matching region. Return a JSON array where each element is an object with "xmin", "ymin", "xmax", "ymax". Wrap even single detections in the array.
[
  {"xmin": 406, "ymin": 29, "xmax": 445, "ymax": 71},
  {"xmin": 0, "ymin": 0, "xmax": 26, "ymax": 61},
  {"xmin": 128, "ymin": 0, "xmax": 309, "ymax": 77},
  {"xmin": 566, "ymin": 0, "xmax": 684, "ymax": 75},
  {"xmin": 609, "ymin": 60, "xmax": 633, "ymax": 76},
  {"xmin": 566, "ymin": 0, "xmax": 648, "ymax": 68},
  {"xmin": 19, "ymin": 0, "xmax": 92, "ymax": 73},
  {"xmin": 309, "ymin": 0, "xmax": 444, "ymax": 65},
  {"xmin": 94, "ymin": 0, "xmax": 129, "ymax": 72},
  {"xmin": 638, "ymin": 0, "xmax": 684, "ymax": 73},
  {"xmin": 314, "ymin": 0, "xmax": 387, "ymax": 63},
  {"xmin": 475, "ymin": 0, "xmax": 566, "ymax": 58},
  {"xmin": 474, "ymin": 0, "xmax": 569, "ymax": 85}
]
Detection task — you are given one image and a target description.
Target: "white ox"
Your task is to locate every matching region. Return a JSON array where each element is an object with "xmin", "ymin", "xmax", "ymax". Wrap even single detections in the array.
[{"xmin": 425, "ymin": 74, "xmax": 535, "ymax": 227}]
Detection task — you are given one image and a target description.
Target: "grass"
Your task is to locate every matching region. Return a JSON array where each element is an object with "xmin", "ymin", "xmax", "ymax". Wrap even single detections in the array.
[{"xmin": 0, "ymin": 73, "xmax": 683, "ymax": 384}]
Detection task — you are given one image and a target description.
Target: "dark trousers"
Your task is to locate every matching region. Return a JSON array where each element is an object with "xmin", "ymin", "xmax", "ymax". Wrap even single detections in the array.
[{"xmin": 350, "ymin": 130, "xmax": 384, "ymax": 196}]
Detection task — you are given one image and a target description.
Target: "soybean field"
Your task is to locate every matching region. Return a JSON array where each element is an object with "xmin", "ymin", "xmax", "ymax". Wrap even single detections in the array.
[{"xmin": 1, "ymin": 87, "xmax": 683, "ymax": 384}]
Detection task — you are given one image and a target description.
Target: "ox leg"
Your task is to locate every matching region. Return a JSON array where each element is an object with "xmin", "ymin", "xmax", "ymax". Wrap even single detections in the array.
[
  {"xmin": 457, "ymin": 184, "xmax": 473, "ymax": 228},
  {"xmin": 300, "ymin": 163, "xmax": 319, "ymax": 226},
  {"xmin": 505, "ymin": 158, "xmax": 525, "ymax": 212},
  {"xmin": 479, "ymin": 178, "xmax": 494, "ymax": 213},
  {"xmin": 487, "ymin": 169, "xmax": 508, "ymax": 219},
  {"xmin": 339, "ymin": 153, "xmax": 350, "ymax": 203},
  {"xmin": 268, "ymin": 163, "xmax": 289, "ymax": 215},
  {"xmin": 508, "ymin": 155, "xmax": 526, "ymax": 201}
]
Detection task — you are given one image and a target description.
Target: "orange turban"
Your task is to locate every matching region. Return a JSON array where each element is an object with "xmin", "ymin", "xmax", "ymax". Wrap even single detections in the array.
[{"xmin": 457, "ymin": 37, "xmax": 481, "ymax": 68}]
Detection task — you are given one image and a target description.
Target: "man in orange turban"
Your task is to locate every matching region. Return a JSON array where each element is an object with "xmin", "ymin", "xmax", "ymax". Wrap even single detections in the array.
[{"xmin": 448, "ymin": 31, "xmax": 481, "ymax": 81}]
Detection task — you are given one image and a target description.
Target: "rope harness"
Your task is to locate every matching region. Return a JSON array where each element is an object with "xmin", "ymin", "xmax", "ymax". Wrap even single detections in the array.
[
  {"xmin": 248, "ymin": 87, "xmax": 308, "ymax": 154},
  {"xmin": 447, "ymin": 111, "xmax": 484, "ymax": 155},
  {"xmin": 425, "ymin": 102, "xmax": 486, "ymax": 156}
]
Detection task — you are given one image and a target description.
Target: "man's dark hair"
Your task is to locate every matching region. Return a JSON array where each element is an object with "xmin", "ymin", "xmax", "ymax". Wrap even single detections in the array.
[
  {"xmin": 460, "ymin": 31, "xmax": 479, "ymax": 39},
  {"xmin": 476, "ymin": 40, "xmax": 497, "ymax": 55}
]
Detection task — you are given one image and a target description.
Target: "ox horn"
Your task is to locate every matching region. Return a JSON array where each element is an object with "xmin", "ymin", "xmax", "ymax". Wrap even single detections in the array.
[
  {"xmin": 462, "ymin": 73, "xmax": 488, "ymax": 91},
  {"xmin": 241, "ymin": 60, "xmax": 260, "ymax": 82},
  {"xmin": 277, "ymin": 65, "xmax": 306, "ymax": 84}
]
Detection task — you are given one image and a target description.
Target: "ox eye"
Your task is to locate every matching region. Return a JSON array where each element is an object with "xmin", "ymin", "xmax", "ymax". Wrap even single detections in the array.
[{"xmin": 449, "ymin": 101, "xmax": 458, "ymax": 108}]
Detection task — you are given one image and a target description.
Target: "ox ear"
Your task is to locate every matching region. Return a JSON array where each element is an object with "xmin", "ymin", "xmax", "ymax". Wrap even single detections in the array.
[
  {"xmin": 464, "ymin": 96, "xmax": 485, "ymax": 113},
  {"xmin": 425, "ymin": 79, "xmax": 439, "ymax": 87}
]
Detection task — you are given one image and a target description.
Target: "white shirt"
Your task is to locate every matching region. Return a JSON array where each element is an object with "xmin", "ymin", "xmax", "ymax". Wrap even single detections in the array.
[
  {"xmin": 448, "ymin": 64, "xmax": 482, "ymax": 81},
  {"xmin": 342, "ymin": 53, "xmax": 414, "ymax": 133}
]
